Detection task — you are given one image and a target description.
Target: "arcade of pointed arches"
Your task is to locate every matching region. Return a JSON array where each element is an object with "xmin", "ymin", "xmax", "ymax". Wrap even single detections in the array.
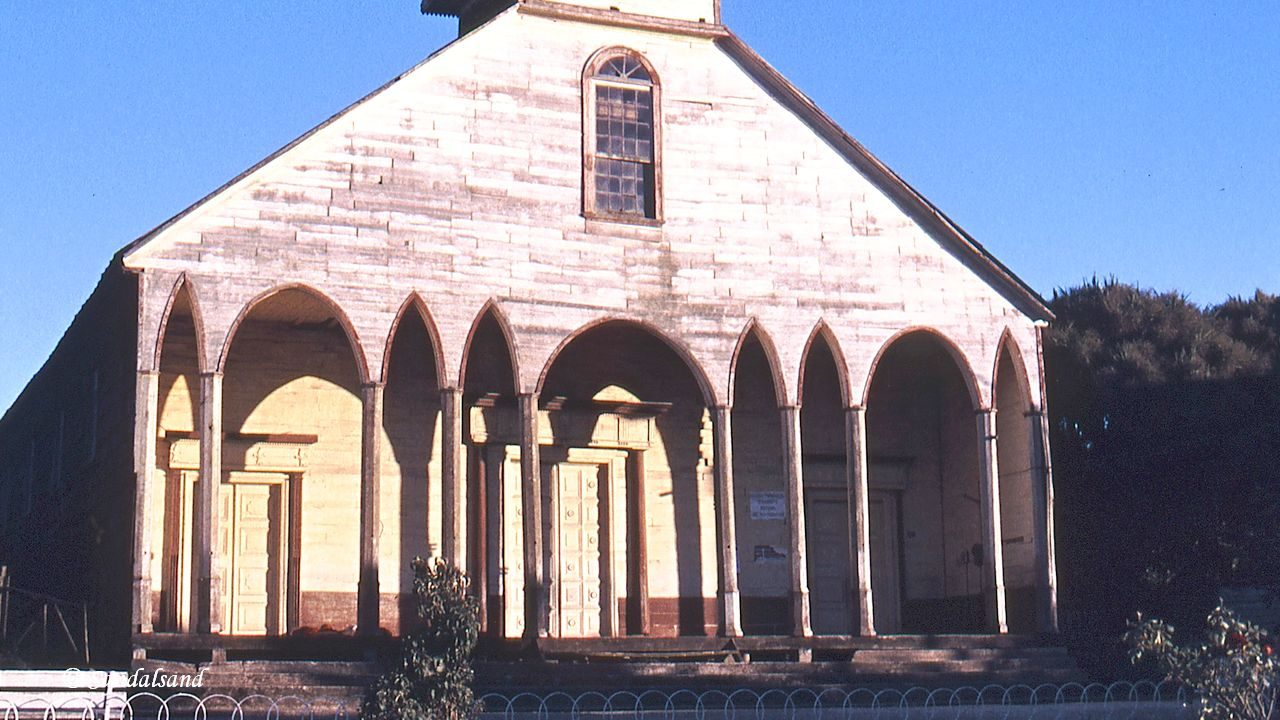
[{"xmin": 137, "ymin": 279, "xmax": 1057, "ymax": 645}]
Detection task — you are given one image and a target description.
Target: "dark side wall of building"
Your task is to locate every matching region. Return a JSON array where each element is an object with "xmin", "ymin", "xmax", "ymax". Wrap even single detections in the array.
[{"xmin": 0, "ymin": 263, "xmax": 139, "ymax": 665}]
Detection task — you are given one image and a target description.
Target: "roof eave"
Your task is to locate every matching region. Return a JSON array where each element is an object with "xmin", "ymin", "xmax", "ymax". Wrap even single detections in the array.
[{"xmin": 716, "ymin": 32, "xmax": 1054, "ymax": 322}]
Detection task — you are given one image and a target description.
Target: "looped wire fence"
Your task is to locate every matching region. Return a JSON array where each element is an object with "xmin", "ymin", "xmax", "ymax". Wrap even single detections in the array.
[
  {"xmin": 0, "ymin": 682, "xmax": 1194, "ymax": 720},
  {"xmin": 477, "ymin": 682, "xmax": 1194, "ymax": 720},
  {"xmin": 0, "ymin": 691, "xmax": 359, "ymax": 720}
]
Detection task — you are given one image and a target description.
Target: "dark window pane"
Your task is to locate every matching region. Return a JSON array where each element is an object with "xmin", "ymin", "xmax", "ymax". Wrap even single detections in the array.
[
  {"xmin": 595, "ymin": 158, "xmax": 652, "ymax": 217},
  {"xmin": 592, "ymin": 55, "xmax": 656, "ymax": 219},
  {"xmin": 595, "ymin": 87, "xmax": 653, "ymax": 161}
]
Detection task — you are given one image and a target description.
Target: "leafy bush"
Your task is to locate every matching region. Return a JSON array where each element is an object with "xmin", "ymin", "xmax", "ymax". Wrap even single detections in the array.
[
  {"xmin": 362, "ymin": 558, "xmax": 480, "ymax": 720},
  {"xmin": 1128, "ymin": 603, "xmax": 1278, "ymax": 720}
]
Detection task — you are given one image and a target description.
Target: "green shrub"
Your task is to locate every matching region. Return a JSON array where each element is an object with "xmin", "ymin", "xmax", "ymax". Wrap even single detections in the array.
[
  {"xmin": 1127, "ymin": 603, "xmax": 1278, "ymax": 720},
  {"xmin": 362, "ymin": 558, "xmax": 480, "ymax": 720}
]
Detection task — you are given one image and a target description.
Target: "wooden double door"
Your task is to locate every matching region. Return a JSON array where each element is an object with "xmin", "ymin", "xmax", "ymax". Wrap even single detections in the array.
[
  {"xmin": 496, "ymin": 447, "xmax": 627, "ymax": 638},
  {"xmin": 216, "ymin": 478, "xmax": 290, "ymax": 635}
]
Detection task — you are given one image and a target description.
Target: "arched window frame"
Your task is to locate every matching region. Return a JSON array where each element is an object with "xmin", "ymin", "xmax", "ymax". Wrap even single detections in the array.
[{"xmin": 582, "ymin": 48, "xmax": 663, "ymax": 225}]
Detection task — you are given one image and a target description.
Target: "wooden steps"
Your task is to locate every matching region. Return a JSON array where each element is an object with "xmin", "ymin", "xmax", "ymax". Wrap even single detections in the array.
[
  {"xmin": 849, "ymin": 645, "xmax": 1084, "ymax": 685},
  {"xmin": 132, "ymin": 635, "xmax": 1084, "ymax": 701}
]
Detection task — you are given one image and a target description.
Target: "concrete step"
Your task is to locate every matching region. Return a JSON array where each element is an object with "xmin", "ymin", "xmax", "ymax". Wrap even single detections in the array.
[
  {"xmin": 852, "ymin": 635, "xmax": 1049, "ymax": 650},
  {"xmin": 855, "ymin": 659, "xmax": 1074, "ymax": 675},
  {"xmin": 198, "ymin": 660, "xmax": 380, "ymax": 674},
  {"xmin": 847, "ymin": 645, "xmax": 1085, "ymax": 684},
  {"xmin": 184, "ymin": 660, "xmax": 380, "ymax": 699},
  {"xmin": 476, "ymin": 655, "xmax": 1086, "ymax": 691},
  {"xmin": 852, "ymin": 647, "xmax": 1071, "ymax": 663},
  {"xmin": 136, "ymin": 641, "xmax": 1084, "ymax": 698}
]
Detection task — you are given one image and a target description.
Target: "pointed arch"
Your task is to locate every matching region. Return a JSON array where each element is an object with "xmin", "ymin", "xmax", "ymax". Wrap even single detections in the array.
[
  {"xmin": 153, "ymin": 274, "xmax": 208, "ymax": 375},
  {"xmin": 536, "ymin": 318, "xmax": 716, "ymax": 409},
  {"xmin": 459, "ymin": 300, "xmax": 521, "ymax": 398},
  {"xmin": 862, "ymin": 325, "xmax": 988, "ymax": 634},
  {"xmin": 860, "ymin": 327, "xmax": 985, "ymax": 410},
  {"xmin": 216, "ymin": 284, "xmax": 370, "ymax": 384},
  {"xmin": 383, "ymin": 293, "xmax": 447, "ymax": 390},
  {"xmin": 992, "ymin": 328, "xmax": 1040, "ymax": 633},
  {"xmin": 537, "ymin": 316, "xmax": 717, "ymax": 637},
  {"xmin": 727, "ymin": 319, "xmax": 785, "ymax": 408},
  {"xmin": 729, "ymin": 318, "xmax": 791, "ymax": 635},
  {"xmin": 797, "ymin": 322, "xmax": 852, "ymax": 409},
  {"xmin": 382, "ymin": 294, "xmax": 444, "ymax": 633},
  {"xmin": 992, "ymin": 329, "xmax": 1034, "ymax": 413},
  {"xmin": 151, "ymin": 273, "xmax": 209, "ymax": 632}
]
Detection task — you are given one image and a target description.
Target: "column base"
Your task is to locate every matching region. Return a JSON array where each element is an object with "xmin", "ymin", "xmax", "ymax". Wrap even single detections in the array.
[
  {"xmin": 722, "ymin": 589, "xmax": 742, "ymax": 637},
  {"xmin": 791, "ymin": 589, "xmax": 812, "ymax": 637}
]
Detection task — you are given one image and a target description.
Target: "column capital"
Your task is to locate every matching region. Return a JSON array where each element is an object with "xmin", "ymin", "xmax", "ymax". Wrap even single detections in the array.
[
  {"xmin": 361, "ymin": 380, "xmax": 386, "ymax": 391},
  {"xmin": 199, "ymin": 370, "xmax": 224, "ymax": 380}
]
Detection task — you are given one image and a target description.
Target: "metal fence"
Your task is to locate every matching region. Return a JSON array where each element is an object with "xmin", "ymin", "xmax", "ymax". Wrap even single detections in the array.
[
  {"xmin": 0, "ymin": 682, "xmax": 1196, "ymax": 720},
  {"xmin": 478, "ymin": 684, "xmax": 1194, "ymax": 720}
]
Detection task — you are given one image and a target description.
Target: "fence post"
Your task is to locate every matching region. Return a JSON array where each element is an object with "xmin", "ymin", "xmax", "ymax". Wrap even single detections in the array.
[
  {"xmin": 82, "ymin": 602, "xmax": 90, "ymax": 665},
  {"xmin": 0, "ymin": 565, "xmax": 8, "ymax": 644}
]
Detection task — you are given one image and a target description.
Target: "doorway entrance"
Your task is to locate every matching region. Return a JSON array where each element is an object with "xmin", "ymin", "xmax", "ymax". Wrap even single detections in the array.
[
  {"xmin": 546, "ymin": 449, "xmax": 626, "ymax": 638},
  {"xmin": 159, "ymin": 437, "xmax": 307, "ymax": 636},
  {"xmin": 492, "ymin": 446, "xmax": 628, "ymax": 639},
  {"xmin": 804, "ymin": 488, "xmax": 852, "ymax": 635},
  {"xmin": 217, "ymin": 474, "xmax": 290, "ymax": 636},
  {"xmin": 552, "ymin": 461, "xmax": 606, "ymax": 638},
  {"xmin": 160, "ymin": 470, "xmax": 292, "ymax": 635},
  {"xmin": 868, "ymin": 489, "xmax": 902, "ymax": 634}
]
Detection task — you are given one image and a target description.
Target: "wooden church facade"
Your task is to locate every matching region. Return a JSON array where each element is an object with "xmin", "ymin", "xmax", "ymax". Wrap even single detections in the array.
[{"xmin": 0, "ymin": 0, "xmax": 1058, "ymax": 665}]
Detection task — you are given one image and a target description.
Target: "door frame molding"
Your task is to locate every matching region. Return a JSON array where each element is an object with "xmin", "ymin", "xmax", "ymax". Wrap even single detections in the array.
[{"xmin": 163, "ymin": 437, "xmax": 309, "ymax": 636}]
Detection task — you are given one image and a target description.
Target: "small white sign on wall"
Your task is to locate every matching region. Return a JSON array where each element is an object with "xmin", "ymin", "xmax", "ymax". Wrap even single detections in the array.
[{"xmin": 749, "ymin": 491, "xmax": 786, "ymax": 521}]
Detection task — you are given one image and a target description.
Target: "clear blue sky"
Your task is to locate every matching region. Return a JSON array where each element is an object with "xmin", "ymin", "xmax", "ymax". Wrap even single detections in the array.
[{"xmin": 1, "ymin": 2, "xmax": 1277, "ymax": 410}]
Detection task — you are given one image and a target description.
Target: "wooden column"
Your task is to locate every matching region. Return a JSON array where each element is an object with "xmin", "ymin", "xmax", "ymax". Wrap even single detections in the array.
[
  {"xmin": 1029, "ymin": 410, "xmax": 1060, "ymax": 633},
  {"xmin": 194, "ymin": 372, "xmax": 223, "ymax": 635},
  {"xmin": 517, "ymin": 393, "xmax": 547, "ymax": 639},
  {"xmin": 780, "ymin": 406, "xmax": 811, "ymax": 637},
  {"xmin": 711, "ymin": 406, "xmax": 742, "ymax": 637},
  {"xmin": 131, "ymin": 370, "xmax": 160, "ymax": 639},
  {"xmin": 976, "ymin": 409, "xmax": 1009, "ymax": 634},
  {"xmin": 629, "ymin": 451, "xmax": 650, "ymax": 635},
  {"xmin": 441, "ymin": 387, "xmax": 465, "ymax": 567},
  {"xmin": 473, "ymin": 445, "xmax": 489, "ymax": 633},
  {"xmin": 358, "ymin": 382, "xmax": 385, "ymax": 636},
  {"xmin": 846, "ymin": 406, "xmax": 876, "ymax": 636}
]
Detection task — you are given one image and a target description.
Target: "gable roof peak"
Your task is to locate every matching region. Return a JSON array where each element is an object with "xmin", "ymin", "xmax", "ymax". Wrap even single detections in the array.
[{"xmin": 422, "ymin": 0, "xmax": 720, "ymax": 36}]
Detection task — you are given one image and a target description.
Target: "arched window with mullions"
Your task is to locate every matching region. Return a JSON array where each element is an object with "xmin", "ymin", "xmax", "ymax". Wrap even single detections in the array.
[{"xmin": 584, "ymin": 49, "xmax": 661, "ymax": 223}]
